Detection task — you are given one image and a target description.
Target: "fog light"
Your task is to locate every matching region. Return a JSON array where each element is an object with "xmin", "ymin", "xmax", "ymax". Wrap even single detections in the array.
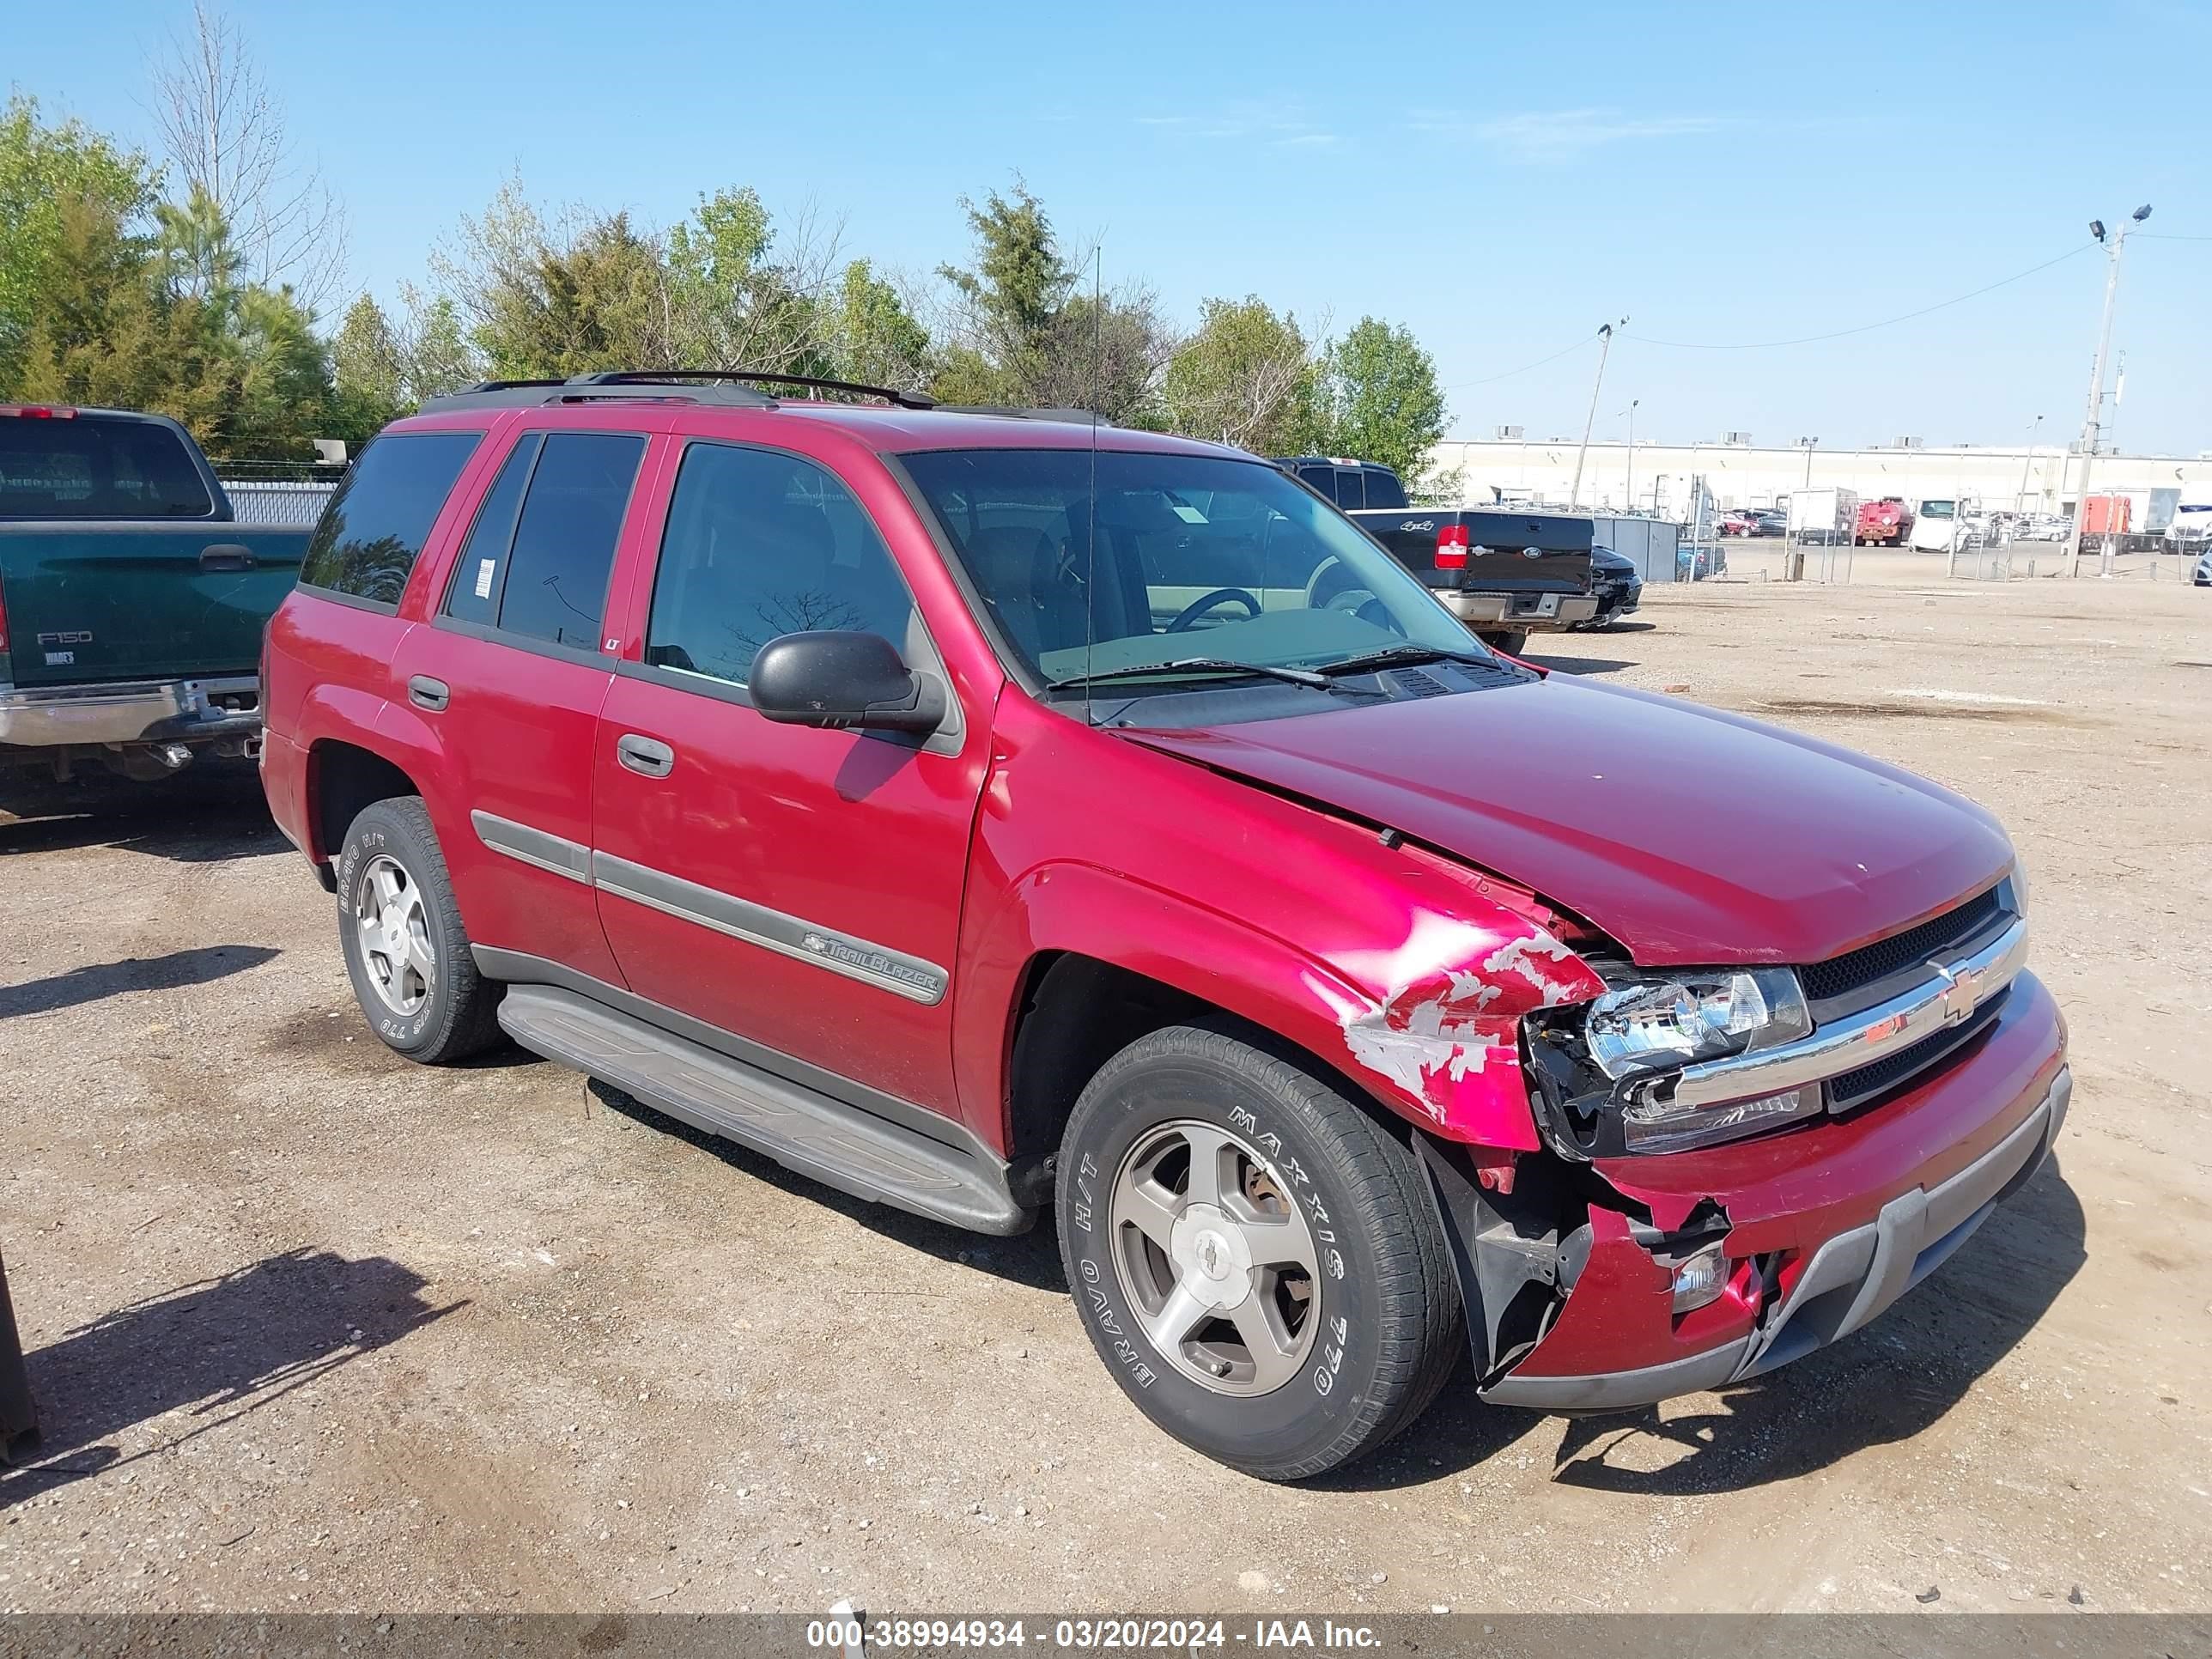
[
  {"xmin": 1669, "ymin": 1243, "xmax": 1729, "ymax": 1313},
  {"xmin": 1620, "ymin": 1085, "xmax": 1820, "ymax": 1153}
]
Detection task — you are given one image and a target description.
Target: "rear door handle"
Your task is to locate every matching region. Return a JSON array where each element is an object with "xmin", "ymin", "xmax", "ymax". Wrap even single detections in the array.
[
  {"xmin": 407, "ymin": 675, "xmax": 450, "ymax": 712},
  {"xmin": 616, "ymin": 733, "xmax": 675, "ymax": 778},
  {"xmin": 200, "ymin": 543, "xmax": 257, "ymax": 571}
]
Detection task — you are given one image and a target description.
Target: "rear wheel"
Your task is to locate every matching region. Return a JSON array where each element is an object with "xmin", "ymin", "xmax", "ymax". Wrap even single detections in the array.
[
  {"xmin": 1055, "ymin": 1024, "xmax": 1462, "ymax": 1481},
  {"xmin": 1480, "ymin": 628, "xmax": 1528, "ymax": 656},
  {"xmin": 336, "ymin": 796, "xmax": 502, "ymax": 1063}
]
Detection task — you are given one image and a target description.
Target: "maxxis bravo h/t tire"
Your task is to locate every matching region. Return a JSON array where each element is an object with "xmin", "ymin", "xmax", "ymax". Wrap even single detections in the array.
[
  {"xmin": 1055, "ymin": 1024, "xmax": 1462, "ymax": 1481},
  {"xmin": 335, "ymin": 796, "xmax": 503, "ymax": 1065}
]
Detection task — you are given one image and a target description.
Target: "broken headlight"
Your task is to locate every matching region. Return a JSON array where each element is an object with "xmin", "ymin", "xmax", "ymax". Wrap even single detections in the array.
[{"xmin": 1583, "ymin": 969, "xmax": 1810, "ymax": 1080}]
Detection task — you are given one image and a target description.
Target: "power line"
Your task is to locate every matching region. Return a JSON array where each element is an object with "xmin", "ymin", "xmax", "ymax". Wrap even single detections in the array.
[
  {"xmin": 2136, "ymin": 231, "xmax": 2212, "ymax": 241},
  {"xmin": 1444, "ymin": 332, "xmax": 1596, "ymax": 389},
  {"xmin": 1624, "ymin": 244, "xmax": 2096, "ymax": 350}
]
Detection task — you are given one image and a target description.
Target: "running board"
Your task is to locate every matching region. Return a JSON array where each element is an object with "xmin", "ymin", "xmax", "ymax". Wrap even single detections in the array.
[{"xmin": 497, "ymin": 985, "xmax": 1033, "ymax": 1236}]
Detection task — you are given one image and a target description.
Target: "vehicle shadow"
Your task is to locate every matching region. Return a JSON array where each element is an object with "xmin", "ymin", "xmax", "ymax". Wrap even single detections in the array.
[
  {"xmin": 1522, "ymin": 651, "xmax": 1640, "ymax": 677},
  {"xmin": 0, "ymin": 944, "xmax": 279, "ymax": 1020},
  {"xmin": 0, "ymin": 1247, "xmax": 463, "ymax": 1510},
  {"xmin": 0, "ymin": 763, "xmax": 281, "ymax": 864},
  {"xmin": 1543, "ymin": 1156, "xmax": 2087, "ymax": 1495},
  {"xmin": 589, "ymin": 1081, "xmax": 1067, "ymax": 1292}
]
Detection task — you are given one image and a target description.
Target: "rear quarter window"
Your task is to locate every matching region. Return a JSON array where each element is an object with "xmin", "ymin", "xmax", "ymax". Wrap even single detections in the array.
[
  {"xmin": 300, "ymin": 430, "xmax": 483, "ymax": 607},
  {"xmin": 0, "ymin": 415, "xmax": 214, "ymax": 519},
  {"xmin": 1362, "ymin": 469, "xmax": 1408, "ymax": 510}
]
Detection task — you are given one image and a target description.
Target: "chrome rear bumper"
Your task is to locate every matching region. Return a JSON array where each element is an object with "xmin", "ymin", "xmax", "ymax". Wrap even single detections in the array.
[{"xmin": 0, "ymin": 676, "xmax": 262, "ymax": 749}]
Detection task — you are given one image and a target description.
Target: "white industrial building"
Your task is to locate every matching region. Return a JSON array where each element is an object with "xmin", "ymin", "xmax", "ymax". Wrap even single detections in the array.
[{"xmin": 1428, "ymin": 430, "xmax": 2212, "ymax": 517}]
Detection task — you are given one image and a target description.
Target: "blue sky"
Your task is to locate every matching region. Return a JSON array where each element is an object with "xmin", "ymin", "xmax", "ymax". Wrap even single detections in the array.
[{"xmin": 12, "ymin": 0, "xmax": 2210, "ymax": 451}]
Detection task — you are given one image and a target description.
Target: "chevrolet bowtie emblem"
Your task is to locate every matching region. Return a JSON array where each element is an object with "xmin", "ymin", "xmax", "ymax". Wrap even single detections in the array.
[{"xmin": 1936, "ymin": 962, "xmax": 1980, "ymax": 1026}]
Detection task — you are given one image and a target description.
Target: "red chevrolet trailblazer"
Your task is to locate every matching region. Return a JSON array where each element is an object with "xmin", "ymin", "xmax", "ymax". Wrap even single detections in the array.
[{"xmin": 261, "ymin": 371, "xmax": 2068, "ymax": 1480}]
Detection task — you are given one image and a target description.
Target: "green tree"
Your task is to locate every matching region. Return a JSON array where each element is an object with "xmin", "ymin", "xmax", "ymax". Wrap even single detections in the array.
[
  {"xmin": 0, "ymin": 95, "xmax": 154, "ymax": 391},
  {"xmin": 331, "ymin": 293, "xmax": 406, "ymax": 438},
  {"xmin": 1305, "ymin": 318, "xmax": 1446, "ymax": 479},
  {"xmin": 825, "ymin": 258, "xmax": 930, "ymax": 391},
  {"xmin": 1163, "ymin": 296, "xmax": 1315, "ymax": 453},
  {"xmin": 937, "ymin": 181, "xmax": 1069, "ymax": 400},
  {"xmin": 933, "ymin": 179, "xmax": 1175, "ymax": 422}
]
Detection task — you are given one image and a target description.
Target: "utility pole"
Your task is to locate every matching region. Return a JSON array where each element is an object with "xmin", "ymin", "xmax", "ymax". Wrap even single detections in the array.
[
  {"xmin": 2016, "ymin": 413, "xmax": 2044, "ymax": 514},
  {"xmin": 1621, "ymin": 399, "xmax": 1639, "ymax": 510},
  {"xmin": 1568, "ymin": 319, "xmax": 1627, "ymax": 510},
  {"xmin": 2065, "ymin": 205, "xmax": 2150, "ymax": 576}
]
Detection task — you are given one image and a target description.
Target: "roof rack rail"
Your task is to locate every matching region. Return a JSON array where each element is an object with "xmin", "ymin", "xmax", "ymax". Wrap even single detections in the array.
[
  {"xmin": 934, "ymin": 404, "xmax": 1109, "ymax": 425},
  {"xmin": 418, "ymin": 377, "xmax": 781, "ymax": 414},
  {"xmin": 569, "ymin": 369, "xmax": 937, "ymax": 410}
]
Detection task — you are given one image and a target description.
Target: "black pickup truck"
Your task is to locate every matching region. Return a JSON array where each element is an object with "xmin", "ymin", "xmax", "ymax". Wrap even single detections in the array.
[{"xmin": 1271, "ymin": 457, "xmax": 1596, "ymax": 653}]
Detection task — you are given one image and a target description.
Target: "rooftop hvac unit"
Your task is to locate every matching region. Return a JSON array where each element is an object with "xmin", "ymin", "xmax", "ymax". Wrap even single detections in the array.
[
  {"xmin": 1723, "ymin": 430, "xmax": 1752, "ymax": 446},
  {"xmin": 1494, "ymin": 425, "xmax": 1524, "ymax": 440},
  {"xmin": 1892, "ymin": 435, "xmax": 1923, "ymax": 449}
]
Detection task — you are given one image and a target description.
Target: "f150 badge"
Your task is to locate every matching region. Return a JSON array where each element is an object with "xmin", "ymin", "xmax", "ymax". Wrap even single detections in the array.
[{"xmin": 37, "ymin": 630, "xmax": 93, "ymax": 645}]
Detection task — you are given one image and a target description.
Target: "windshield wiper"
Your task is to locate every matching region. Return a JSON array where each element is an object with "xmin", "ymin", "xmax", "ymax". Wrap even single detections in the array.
[
  {"xmin": 1313, "ymin": 644, "xmax": 1500, "ymax": 678},
  {"xmin": 1043, "ymin": 657, "xmax": 1346, "ymax": 694}
]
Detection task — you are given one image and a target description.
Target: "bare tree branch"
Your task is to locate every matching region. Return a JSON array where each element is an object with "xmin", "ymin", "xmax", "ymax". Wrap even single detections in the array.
[{"xmin": 145, "ymin": 0, "xmax": 349, "ymax": 312}]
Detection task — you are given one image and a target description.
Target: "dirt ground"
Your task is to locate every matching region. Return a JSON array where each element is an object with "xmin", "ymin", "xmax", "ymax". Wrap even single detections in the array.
[{"xmin": 2, "ymin": 568, "xmax": 2208, "ymax": 1618}]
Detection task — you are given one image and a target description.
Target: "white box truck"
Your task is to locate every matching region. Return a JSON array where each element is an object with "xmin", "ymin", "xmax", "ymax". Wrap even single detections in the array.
[{"xmin": 1788, "ymin": 487, "xmax": 1857, "ymax": 545}]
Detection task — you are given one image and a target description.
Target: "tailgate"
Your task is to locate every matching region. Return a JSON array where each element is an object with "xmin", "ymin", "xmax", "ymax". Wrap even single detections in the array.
[
  {"xmin": 0, "ymin": 523, "xmax": 308, "ymax": 687},
  {"xmin": 1352, "ymin": 509, "xmax": 1594, "ymax": 594}
]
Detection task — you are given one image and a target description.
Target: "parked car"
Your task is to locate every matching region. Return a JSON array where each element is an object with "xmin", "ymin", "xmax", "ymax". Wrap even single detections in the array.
[
  {"xmin": 1854, "ymin": 497, "xmax": 1912, "ymax": 546},
  {"xmin": 1717, "ymin": 509, "xmax": 1758, "ymax": 537},
  {"xmin": 2166, "ymin": 501, "xmax": 2212, "ymax": 551},
  {"xmin": 1750, "ymin": 508, "xmax": 1786, "ymax": 536},
  {"xmin": 264, "ymin": 370, "xmax": 2069, "ymax": 1480},
  {"xmin": 1577, "ymin": 544, "xmax": 1642, "ymax": 628},
  {"xmin": 1909, "ymin": 498, "xmax": 1970, "ymax": 553},
  {"xmin": 2194, "ymin": 546, "xmax": 2211, "ymax": 586},
  {"xmin": 1677, "ymin": 541, "xmax": 1729, "ymax": 581},
  {"xmin": 0, "ymin": 404, "xmax": 310, "ymax": 781},
  {"xmin": 1268, "ymin": 459, "xmax": 1596, "ymax": 655},
  {"xmin": 2016, "ymin": 514, "xmax": 2070, "ymax": 542}
]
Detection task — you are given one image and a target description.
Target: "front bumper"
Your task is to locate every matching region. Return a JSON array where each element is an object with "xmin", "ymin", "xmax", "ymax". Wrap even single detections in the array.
[
  {"xmin": 0, "ymin": 676, "xmax": 261, "ymax": 749},
  {"xmin": 1441, "ymin": 591, "xmax": 1601, "ymax": 630},
  {"xmin": 1468, "ymin": 970, "xmax": 2069, "ymax": 1412}
]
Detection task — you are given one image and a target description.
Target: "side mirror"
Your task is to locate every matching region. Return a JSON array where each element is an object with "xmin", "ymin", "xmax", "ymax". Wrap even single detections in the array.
[{"xmin": 749, "ymin": 630, "xmax": 945, "ymax": 735}]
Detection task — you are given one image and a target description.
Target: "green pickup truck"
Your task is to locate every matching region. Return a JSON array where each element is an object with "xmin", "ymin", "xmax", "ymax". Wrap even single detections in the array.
[{"xmin": 0, "ymin": 404, "xmax": 313, "ymax": 782}]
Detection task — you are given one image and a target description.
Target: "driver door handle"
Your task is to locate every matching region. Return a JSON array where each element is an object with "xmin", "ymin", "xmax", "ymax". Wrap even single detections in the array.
[{"xmin": 616, "ymin": 733, "xmax": 675, "ymax": 778}]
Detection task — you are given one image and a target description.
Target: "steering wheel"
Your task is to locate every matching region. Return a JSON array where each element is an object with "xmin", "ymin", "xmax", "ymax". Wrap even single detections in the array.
[{"xmin": 1166, "ymin": 587, "xmax": 1261, "ymax": 633}]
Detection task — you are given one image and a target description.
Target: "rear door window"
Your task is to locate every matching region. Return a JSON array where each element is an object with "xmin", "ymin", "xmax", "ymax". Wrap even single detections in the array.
[
  {"xmin": 0, "ymin": 413, "xmax": 214, "ymax": 519},
  {"xmin": 441, "ymin": 434, "xmax": 543, "ymax": 628},
  {"xmin": 1333, "ymin": 468, "xmax": 1365, "ymax": 510},
  {"xmin": 300, "ymin": 430, "xmax": 483, "ymax": 605},
  {"xmin": 1295, "ymin": 464, "xmax": 1336, "ymax": 501},
  {"xmin": 488, "ymin": 432, "xmax": 647, "ymax": 651}
]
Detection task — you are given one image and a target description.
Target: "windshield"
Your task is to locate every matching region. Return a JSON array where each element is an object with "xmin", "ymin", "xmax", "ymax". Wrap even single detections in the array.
[
  {"xmin": 901, "ymin": 448, "xmax": 1480, "ymax": 691},
  {"xmin": 1919, "ymin": 499, "xmax": 1956, "ymax": 520}
]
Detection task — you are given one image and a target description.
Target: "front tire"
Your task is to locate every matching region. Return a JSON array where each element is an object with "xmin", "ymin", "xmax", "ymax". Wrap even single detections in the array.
[
  {"xmin": 336, "ymin": 796, "xmax": 502, "ymax": 1064},
  {"xmin": 1054, "ymin": 1024, "xmax": 1462, "ymax": 1481}
]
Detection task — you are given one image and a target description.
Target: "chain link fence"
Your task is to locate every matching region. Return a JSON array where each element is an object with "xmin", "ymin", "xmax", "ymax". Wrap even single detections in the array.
[{"xmin": 211, "ymin": 459, "xmax": 343, "ymax": 527}]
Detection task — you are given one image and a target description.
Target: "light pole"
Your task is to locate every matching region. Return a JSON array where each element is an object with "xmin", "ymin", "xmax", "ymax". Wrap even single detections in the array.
[
  {"xmin": 1568, "ymin": 318, "xmax": 1628, "ymax": 510},
  {"xmin": 2017, "ymin": 413, "xmax": 2045, "ymax": 514},
  {"xmin": 1620, "ymin": 399, "xmax": 1639, "ymax": 511},
  {"xmin": 2065, "ymin": 204, "xmax": 2149, "ymax": 576},
  {"xmin": 1802, "ymin": 435, "xmax": 1820, "ymax": 489}
]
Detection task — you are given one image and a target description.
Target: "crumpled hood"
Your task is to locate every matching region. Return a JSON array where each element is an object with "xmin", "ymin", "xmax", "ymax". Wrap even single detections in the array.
[{"xmin": 1127, "ymin": 674, "xmax": 2014, "ymax": 965}]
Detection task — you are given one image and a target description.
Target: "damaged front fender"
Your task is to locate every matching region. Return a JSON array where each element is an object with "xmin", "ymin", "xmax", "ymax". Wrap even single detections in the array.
[{"xmin": 1338, "ymin": 914, "xmax": 1606, "ymax": 1152}]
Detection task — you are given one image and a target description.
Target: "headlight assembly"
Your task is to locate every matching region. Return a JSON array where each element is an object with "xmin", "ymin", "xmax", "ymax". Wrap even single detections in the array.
[{"xmin": 1583, "ymin": 968, "xmax": 1810, "ymax": 1080}]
